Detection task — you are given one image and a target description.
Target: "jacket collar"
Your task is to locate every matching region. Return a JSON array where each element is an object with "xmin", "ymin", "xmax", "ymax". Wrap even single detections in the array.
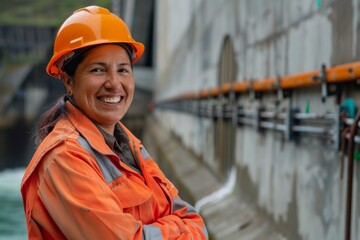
[
  {"xmin": 65, "ymin": 100, "xmax": 141, "ymax": 156},
  {"xmin": 66, "ymin": 101, "xmax": 115, "ymax": 156}
]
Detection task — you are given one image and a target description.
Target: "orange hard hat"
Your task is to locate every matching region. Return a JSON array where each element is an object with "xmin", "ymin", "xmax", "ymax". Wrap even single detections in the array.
[{"xmin": 46, "ymin": 5, "xmax": 144, "ymax": 78}]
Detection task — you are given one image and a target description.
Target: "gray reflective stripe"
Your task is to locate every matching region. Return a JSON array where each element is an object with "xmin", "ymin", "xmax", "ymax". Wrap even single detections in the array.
[
  {"xmin": 140, "ymin": 147, "xmax": 151, "ymax": 160},
  {"xmin": 173, "ymin": 198, "xmax": 209, "ymax": 239},
  {"xmin": 77, "ymin": 136, "xmax": 122, "ymax": 183},
  {"xmin": 173, "ymin": 198, "xmax": 197, "ymax": 214},
  {"xmin": 142, "ymin": 225, "xmax": 163, "ymax": 240},
  {"xmin": 202, "ymin": 225, "xmax": 209, "ymax": 239}
]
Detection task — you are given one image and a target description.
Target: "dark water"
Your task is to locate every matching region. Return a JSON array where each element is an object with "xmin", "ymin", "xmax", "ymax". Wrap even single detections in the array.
[{"xmin": 0, "ymin": 168, "xmax": 27, "ymax": 240}]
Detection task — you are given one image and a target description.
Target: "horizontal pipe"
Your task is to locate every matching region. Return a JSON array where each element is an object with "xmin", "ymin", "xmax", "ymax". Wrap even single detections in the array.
[
  {"xmin": 161, "ymin": 61, "xmax": 360, "ymax": 101},
  {"xmin": 292, "ymin": 125, "xmax": 332, "ymax": 134},
  {"xmin": 238, "ymin": 118, "xmax": 333, "ymax": 135},
  {"xmin": 261, "ymin": 111, "xmax": 286, "ymax": 119},
  {"xmin": 220, "ymin": 83, "xmax": 232, "ymax": 94},
  {"xmin": 281, "ymin": 70, "xmax": 320, "ymax": 89},
  {"xmin": 294, "ymin": 112, "xmax": 336, "ymax": 120},
  {"xmin": 260, "ymin": 122, "xmax": 286, "ymax": 131},
  {"xmin": 239, "ymin": 109, "xmax": 256, "ymax": 116},
  {"xmin": 238, "ymin": 118, "xmax": 255, "ymax": 126},
  {"xmin": 327, "ymin": 61, "xmax": 360, "ymax": 83},
  {"xmin": 233, "ymin": 81, "xmax": 249, "ymax": 93},
  {"xmin": 252, "ymin": 78, "xmax": 277, "ymax": 92}
]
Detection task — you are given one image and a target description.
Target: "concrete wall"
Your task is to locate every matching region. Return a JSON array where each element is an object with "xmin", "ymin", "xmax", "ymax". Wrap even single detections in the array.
[{"xmin": 151, "ymin": 0, "xmax": 360, "ymax": 239}]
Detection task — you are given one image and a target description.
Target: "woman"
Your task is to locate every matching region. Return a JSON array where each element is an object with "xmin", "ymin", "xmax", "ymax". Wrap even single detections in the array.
[{"xmin": 21, "ymin": 6, "xmax": 208, "ymax": 240}]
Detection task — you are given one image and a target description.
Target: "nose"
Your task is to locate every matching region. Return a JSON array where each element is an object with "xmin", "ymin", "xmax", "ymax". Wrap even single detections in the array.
[{"xmin": 104, "ymin": 69, "xmax": 123, "ymax": 90}]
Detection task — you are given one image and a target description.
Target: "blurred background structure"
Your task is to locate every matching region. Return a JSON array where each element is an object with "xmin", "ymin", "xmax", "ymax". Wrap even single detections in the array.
[{"xmin": 1, "ymin": 0, "xmax": 360, "ymax": 240}]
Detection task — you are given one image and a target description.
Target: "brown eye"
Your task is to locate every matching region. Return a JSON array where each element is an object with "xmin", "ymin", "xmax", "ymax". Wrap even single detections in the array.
[
  {"xmin": 118, "ymin": 66, "xmax": 132, "ymax": 73},
  {"xmin": 118, "ymin": 68, "xmax": 128, "ymax": 73},
  {"xmin": 91, "ymin": 67, "xmax": 105, "ymax": 73}
]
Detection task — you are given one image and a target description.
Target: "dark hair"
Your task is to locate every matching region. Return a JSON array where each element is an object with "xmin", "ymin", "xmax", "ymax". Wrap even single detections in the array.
[
  {"xmin": 62, "ymin": 47, "xmax": 92, "ymax": 76},
  {"xmin": 35, "ymin": 45, "xmax": 94, "ymax": 146},
  {"xmin": 35, "ymin": 96, "xmax": 68, "ymax": 146},
  {"xmin": 35, "ymin": 43, "xmax": 134, "ymax": 145}
]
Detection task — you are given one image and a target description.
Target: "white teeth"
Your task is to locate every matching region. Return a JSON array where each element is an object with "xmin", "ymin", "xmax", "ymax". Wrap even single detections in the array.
[{"xmin": 101, "ymin": 96, "xmax": 121, "ymax": 103}]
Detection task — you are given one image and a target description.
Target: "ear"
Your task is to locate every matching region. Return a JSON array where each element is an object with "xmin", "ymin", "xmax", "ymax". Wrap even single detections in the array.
[{"xmin": 61, "ymin": 72, "xmax": 73, "ymax": 95}]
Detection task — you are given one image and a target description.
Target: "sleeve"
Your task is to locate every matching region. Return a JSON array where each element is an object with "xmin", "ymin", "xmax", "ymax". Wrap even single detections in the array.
[
  {"xmin": 39, "ymin": 143, "xmax": 208, "ymax": 240},
  {"xmin": 144, "ymin": 197, "xmax": 209, "ymax": 239},
  {"xmin": 39, "ymin": 145, "xmax": 143, "ymax": 240},
  {"xmin": 140, "ymin": 146, "xmax": 208, "ymax": 240}
]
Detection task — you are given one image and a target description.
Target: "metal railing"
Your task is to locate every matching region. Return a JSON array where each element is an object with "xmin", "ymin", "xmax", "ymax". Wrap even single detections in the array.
[{"xmin": 155, "ymin": 60, "xmax": 360, "ymax": 240}]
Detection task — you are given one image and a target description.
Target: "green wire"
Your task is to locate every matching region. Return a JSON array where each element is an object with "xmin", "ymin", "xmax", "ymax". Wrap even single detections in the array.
[
  {"xmin": 305, "ymin": 99, "xmax": 310, "ymax": 113},
  {"xmin": 316, "ymin": 0, "xmax": 322, "ymax": 8}
]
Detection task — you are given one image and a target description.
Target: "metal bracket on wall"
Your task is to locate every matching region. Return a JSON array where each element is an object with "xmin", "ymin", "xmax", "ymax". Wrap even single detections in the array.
[
  {"xmin": 313, "ymin": 64, "xmax": 338, "ymax": 103},
  {"xmin": 248, "ymin": 80, "xmax": 262, "ymax": 100},
  {"xmin": 285, "ymin": 108, "xmax": 297, "ymax": 141},
  {"xmin": 154, "ymin": 61, "xmax": 360, "ymax": 150},
  {"xmin": 276, "ymin": 76, "xmax": 284, "ymax": 103},
  {"xmin": 254, "ymin": 107, "xmax": 262, "ymax": 132}
]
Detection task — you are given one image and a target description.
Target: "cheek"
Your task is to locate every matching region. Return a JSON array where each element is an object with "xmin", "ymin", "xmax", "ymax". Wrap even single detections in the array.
[
  {"xmin": 73, "ymin": 82, "xmax": 97, "ymax": 104},
  {"xmin": 125, "ymin": 80, "xmax": 135, "ymax": 96},
  {"xmin": 74, "ymin": 78, "xmax": 98, "ymax": 94}
]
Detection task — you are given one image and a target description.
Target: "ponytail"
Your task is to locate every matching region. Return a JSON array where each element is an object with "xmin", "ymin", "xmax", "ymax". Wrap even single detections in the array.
[{"xmin": 35, "ymin": 95, "xmax": 68, "ymax": 146}]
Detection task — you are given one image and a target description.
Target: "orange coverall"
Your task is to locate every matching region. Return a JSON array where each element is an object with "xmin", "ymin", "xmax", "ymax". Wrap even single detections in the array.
[{"xmin": 21, "ymin": 101, "xmax": 208, "ymax": 239}]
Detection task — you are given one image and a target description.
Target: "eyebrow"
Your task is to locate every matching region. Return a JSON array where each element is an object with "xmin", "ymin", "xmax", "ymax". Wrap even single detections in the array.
[{"xmin": 91, "ymin": 62, "xmax": 132, "ymax": 67}]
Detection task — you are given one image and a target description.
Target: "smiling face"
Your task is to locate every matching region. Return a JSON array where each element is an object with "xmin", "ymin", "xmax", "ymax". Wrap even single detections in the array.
[{"xmin": 62, "ymin": 44, "xmax": 134, "ymax": 135}]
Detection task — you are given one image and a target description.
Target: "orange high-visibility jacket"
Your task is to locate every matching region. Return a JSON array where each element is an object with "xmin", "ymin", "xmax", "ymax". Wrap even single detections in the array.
[{"xmin": 21, "ymin": 101, "xmax": 208, "ymax": 240}]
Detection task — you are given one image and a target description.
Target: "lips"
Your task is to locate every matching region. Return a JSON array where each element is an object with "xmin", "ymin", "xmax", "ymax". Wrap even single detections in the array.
[{"xmin": 98, "ymin": 96, "xmax": 123, "ymax": 104}]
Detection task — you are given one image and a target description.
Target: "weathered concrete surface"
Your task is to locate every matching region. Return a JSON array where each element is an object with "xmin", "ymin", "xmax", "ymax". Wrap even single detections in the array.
[
  {"xmin": 143, "ymin": 116, "xmax": 284, "ymax": 239},
  {"xmin": 153, "ymin": 0, "xmax": 360, "ymax": 239},
  {"xmin": 143, "ymin": 116, "xmax": 221, "ymax": 204}
]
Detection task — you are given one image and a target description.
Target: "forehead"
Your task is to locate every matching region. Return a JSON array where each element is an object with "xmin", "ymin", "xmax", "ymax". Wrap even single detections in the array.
[{"xmin": 85, "ymin": 44, "xmax": 130, "ymax": 61}]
